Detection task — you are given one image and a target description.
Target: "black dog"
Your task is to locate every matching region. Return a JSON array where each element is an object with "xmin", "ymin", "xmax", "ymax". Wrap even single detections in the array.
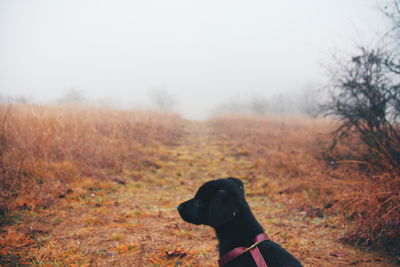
[{"xmin": 177, "ymin": 177, "xmax": 302, "ymax": 267}]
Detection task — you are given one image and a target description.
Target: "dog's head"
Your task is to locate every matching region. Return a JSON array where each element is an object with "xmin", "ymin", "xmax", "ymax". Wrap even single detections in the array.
[{"xmin": 177, "ymin": 177, "xmax": 245, "ymax": 228}]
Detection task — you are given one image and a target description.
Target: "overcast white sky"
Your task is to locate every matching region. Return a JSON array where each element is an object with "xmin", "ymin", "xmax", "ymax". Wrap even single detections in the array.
[{"xmin": 0, "ymin": 0, "xmax": 390, "ymax": 119}]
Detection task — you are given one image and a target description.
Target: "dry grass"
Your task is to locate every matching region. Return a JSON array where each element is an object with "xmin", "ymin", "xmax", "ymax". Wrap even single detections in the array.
[
  {"xmin": 0, "ymin": 107, "xmax": 398, "ymax": 266},
  {"xmin": 211, "ymin": 114, "xmax": 400, "ymax": 256},
  {"xmin": 0, "ymin": 104, "xmax": 182, "ymax": 211}
]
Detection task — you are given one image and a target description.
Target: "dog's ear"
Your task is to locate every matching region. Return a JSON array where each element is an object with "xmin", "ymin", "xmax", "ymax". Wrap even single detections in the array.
[{"xmin": 208, "ymin": 189, "xmax": 238, "ymax": 227}]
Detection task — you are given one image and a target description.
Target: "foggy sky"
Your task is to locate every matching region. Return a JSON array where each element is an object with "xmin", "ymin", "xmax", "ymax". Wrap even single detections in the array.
[{"xmin": 0, "ymin": 0, "xmax": 389, "ymax": 119}]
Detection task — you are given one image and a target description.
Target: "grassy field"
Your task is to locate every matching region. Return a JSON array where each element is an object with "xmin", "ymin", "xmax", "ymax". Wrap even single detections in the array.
[{"xmin": 0, "ymin": 105, "xmax": 398, "ymax": 266}]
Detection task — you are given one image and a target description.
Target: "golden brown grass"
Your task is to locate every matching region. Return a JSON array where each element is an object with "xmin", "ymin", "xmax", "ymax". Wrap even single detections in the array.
[
  {"xmin": 0, "ymin": 107, "xmax": 398, "ymax": 266},
  {"xmin": 211, "ymin": 114, "xmax": 400, "ymax": 256},
  {"xmin": 0, "ymin": 104, "xmax": 182, "ymax": 211}
]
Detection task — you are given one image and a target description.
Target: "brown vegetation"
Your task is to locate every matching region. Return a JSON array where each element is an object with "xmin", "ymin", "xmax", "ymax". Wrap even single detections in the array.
[
  {"xmin": 211, "ymin": 114, "xmax": 400, "ymax": 255},
  {"xmin": 0, "ymin": 105, "xmax": 398, "ymax": 266},
  {"xmin": 0, "ymin": 104, "xmax": 182, "ymax": 211}
]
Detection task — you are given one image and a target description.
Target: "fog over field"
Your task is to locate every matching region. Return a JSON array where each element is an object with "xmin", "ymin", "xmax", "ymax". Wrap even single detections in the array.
[{"xmin": 0, "ymin": 0, "xmax": 388, "ymax": 119}]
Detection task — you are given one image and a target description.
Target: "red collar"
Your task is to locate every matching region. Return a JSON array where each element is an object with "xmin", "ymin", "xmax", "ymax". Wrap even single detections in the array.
[{"xmin": 218, "ymin": 233, "xmax": 270, "ymax": 267}]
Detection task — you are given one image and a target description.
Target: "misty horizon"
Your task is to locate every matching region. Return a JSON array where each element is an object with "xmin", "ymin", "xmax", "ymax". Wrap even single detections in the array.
[{"xmin": 0, "ymin": 0, "xmax": 389, "ymax": 119}]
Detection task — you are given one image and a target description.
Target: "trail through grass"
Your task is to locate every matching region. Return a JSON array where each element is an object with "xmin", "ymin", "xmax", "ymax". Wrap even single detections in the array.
[{"xmin": 1, "ymin": 121, "xmax": 396, "ymax": 266}]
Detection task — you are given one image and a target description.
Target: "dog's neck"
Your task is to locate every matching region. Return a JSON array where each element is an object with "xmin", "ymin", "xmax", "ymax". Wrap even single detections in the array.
[{"xmin": 214, "ymin": 201, "xmax": 264, "ymax": 257}]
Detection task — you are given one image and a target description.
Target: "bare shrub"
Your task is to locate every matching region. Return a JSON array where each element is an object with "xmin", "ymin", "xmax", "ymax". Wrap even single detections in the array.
[
  {"xmin": 148, "ymin": 88, "xmax": 177, "ymax": 112},
  {"xmin": 323, "ymin": 47, "xmax": 400, "ymax": 170},
  {"xmin": 319, "ymin": 2, "xmax": 400, "ymax": 252}
]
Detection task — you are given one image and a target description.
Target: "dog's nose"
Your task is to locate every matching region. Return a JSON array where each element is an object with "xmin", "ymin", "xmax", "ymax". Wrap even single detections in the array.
[{"xmin": 177, "ymin": 205, "xmax": 182, "ymax": 212}]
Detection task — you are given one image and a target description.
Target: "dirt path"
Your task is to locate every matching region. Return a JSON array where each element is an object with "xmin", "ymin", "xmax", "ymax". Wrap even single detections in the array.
[{"xmin": 4, "ymin": 121, "xmax": 395, "ymax": 266}]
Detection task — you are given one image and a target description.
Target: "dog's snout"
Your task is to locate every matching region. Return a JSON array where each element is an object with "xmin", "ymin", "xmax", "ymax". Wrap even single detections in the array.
[{"xmin": 177, "ymin": 204, "xmax": 183, "ymax": 212}]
